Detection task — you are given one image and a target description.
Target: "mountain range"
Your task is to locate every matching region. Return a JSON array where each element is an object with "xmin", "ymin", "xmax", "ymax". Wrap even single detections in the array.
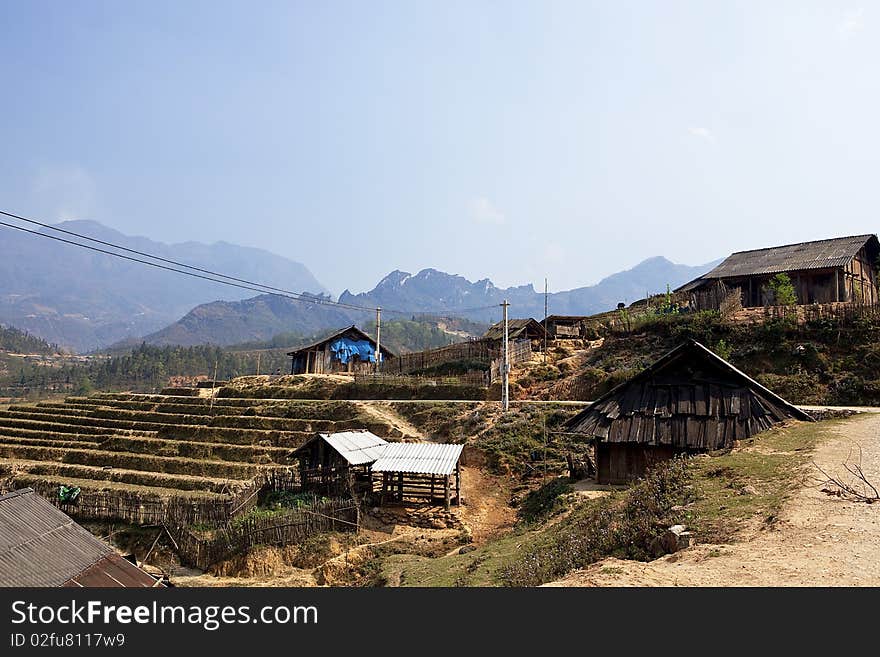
[
  {"xmin": 141, "ymin": 257, "xmax": 718, "ymax": 348},
  {"xmin": 1, "ymin": 220, "xmax": 717, "ymax": 351},
  {"xmin": 0, "ymin": 220, "xmax": 325, "ymax": 352}
]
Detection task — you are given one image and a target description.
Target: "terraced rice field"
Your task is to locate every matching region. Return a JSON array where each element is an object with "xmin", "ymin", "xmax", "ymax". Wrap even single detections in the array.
[{"xmin": 0, "ymin": 392, "xmax": 388, "ymax": 501}]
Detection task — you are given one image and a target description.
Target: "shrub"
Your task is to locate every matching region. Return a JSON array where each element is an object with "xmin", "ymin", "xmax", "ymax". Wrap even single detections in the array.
[
  {"xmin": 766, "ymin": 273, "xmax": 797, "ymax": 306},
  {"xmin": 517, "ymin": 478, "xmax": 573, "ymax": 522},
  {"xmin": 501, "ymin": 458, "xmax": 692, "ymax": 586}
]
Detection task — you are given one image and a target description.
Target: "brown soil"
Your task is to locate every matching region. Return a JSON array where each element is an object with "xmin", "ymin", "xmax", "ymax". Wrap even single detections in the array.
[{"xmin": 546, "ymin": 413, "xmax": 880, "ymax": 586}]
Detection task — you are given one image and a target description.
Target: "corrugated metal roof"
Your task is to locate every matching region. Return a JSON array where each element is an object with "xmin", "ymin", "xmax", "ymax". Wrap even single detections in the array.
[
  {"xmin": 371, "ymin": 443, "xmax": 464, "ymax": 476},
  {"xmin": 322, "ymin": 430, "xmax": 389, "ymax": 466},
  {"xmin": 0, "ymin": 488, "xmax": 162, "ymax": 587},
  {"xmin": 681, "ymin": 234, "xmax": 878, "ymax": 286},
  {"xmin": 63, "ymin": 553, "xmax": 163, "ymax": 588}
]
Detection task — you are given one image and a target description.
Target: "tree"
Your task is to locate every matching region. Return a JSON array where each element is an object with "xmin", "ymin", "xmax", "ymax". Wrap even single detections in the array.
[{"xmin": 767, "ymin": 273, "xmax": 797, "ymax": 306}]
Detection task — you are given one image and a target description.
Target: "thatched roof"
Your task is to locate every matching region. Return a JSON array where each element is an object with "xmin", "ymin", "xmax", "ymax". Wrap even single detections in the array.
[
  {"xmin": 677, "ymin": 234, "xmax": 880, "ymax": 292},
  {"xmin": 565, "ymin": 340, "xmax": 811, "ymax": 451}
]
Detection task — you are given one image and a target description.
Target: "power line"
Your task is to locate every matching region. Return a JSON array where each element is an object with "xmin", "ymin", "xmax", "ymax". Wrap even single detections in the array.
[
  {"xmin": 0, "ymin": 209, "xmax": 505, "ymax": 320},
  {"xmin": 0, "ymin": 208, "xmax": 378, "ymax": 313}
]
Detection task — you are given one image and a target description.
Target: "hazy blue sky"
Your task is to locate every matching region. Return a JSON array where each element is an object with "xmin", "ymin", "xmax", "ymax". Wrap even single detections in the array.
[{"xmin": 2, "ymin": 1, "xmax": 879, "ymax": 295}]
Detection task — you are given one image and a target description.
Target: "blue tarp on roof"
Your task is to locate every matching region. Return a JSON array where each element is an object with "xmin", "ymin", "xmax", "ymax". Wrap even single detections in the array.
[{"xmin": 329, "ymin": 337, "xmax": 376, "ymax": 364}]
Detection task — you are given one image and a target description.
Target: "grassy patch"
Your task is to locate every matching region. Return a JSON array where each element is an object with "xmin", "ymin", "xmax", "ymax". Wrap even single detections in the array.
[{"xmin": 685, "ymin": 419, "xmax": 838, "ymax": 542}]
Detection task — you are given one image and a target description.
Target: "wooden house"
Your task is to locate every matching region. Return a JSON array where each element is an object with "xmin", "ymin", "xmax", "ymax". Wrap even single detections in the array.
[
  {"xmin": 287, "ymin": 325, "xmax": 395, "ymax": 375},
  {"xmin": 677, "ymin": 234, "xmax": 880, "ymax": 310},
  {"xmin": 564, "ymin": 340, "xmax": 812, "ymax": 485},
  {"xmin": 0, "ymin": 488, "xmax": 164, "ymax": 587},
  {"xmin": 483, "ymin": 318, "xmax": 547, "ymax": 346},
  {"xmin": 288, "ymin": 430, "xmax": 388, "ymax": 495}
]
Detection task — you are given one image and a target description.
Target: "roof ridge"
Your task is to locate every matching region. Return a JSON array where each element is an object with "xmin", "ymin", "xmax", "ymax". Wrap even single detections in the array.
[{"xmin": 727, "ymin": 233, "xmax": 876, "ymax": 256}]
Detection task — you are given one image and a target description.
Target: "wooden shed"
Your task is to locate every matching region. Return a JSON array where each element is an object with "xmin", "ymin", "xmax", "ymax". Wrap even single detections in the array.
[
  {"xmin": 564, "ymin": 340, "xmax": 812, "ymax": 485},
  {"xmin": 371, "ymin": 443, "xmax": 464, "ymax": 510},
  {"xmin": 0, "ymin": 488, "xmax": 164, "ymax": 587},
  {"xmin": 541, "ymin": 315, "xmax": 596, "ymax": 339},
  {"xmin": 677, "ymin": 234, "xmax": 880, "ymax": 310},
  {"xmin": 483, "ymin": 318, "xmax": 547, "ymax": 345},
  {"xmin": 288, "ymin": 430, "xmax": 388, "ymax": 495},
  {"xmin": 287, "ymin": 325, "xmax": 395, "ymax": 375}
]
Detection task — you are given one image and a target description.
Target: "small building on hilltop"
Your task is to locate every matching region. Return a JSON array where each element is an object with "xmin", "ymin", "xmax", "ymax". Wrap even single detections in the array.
[
  {"xmin": 289, "ymin": 430, "xmax": 388, "ymax": 495},
  {"xmin": 541, "ymin": 315, "xmax": 597, "ymax": 340},
  {"xmin": 483, "ymin": 318, "xmax": 547, "ymax": 345},
  {"xmin": 0, "ymin": 488, "xmax": 164, "ymax": 587},
  {"xmin": 287, "ymin": 325, "xmax": 395, "ymax": 375},
  {"xmin": 677, "ymin": 234, "xmax": 880, "ymax": 310},
  {"xmin": 564, "ymin": 340, "xmax": 812, "ymax": 485}
]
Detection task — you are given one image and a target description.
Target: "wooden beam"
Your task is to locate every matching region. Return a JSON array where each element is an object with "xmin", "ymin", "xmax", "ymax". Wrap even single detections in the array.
[
  {"xmin": 455, "ymin": 462, "xmax": 461, "ymax": 506},
  {"xmin": 444, "ymin": 475, "xmax": 451, "ymax": 510}
]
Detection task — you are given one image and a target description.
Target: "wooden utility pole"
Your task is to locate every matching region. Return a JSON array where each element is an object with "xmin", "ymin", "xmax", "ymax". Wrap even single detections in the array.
[
  {"xmin": 375, "ymin": 306, "xmax": 382, "ymax": 373},
  {"xmin": 501, "ymin": 299, "xmax": 510, "ymax": 412},
  {"xmin": 544, "ymin": 278, "xmax": 549, "ymax": 364},
  {"xmin": 209, "ymin": 360, "xmax": 219, "ymax": 414},
  {"xmin": 256, "ymin": 352, "xmax": 261, "ymax": 376}
]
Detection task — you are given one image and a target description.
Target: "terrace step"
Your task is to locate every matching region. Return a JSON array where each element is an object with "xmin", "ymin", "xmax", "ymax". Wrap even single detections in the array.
[
  {"xmin": 0, "ymin": 434, "xmax": 102, "ymax": 450},
  {"xmin": 5, "ymin": 407, "xmax": 346, "ymax": 432},
  {"xmin": 0, "ymin": 426, "xmax": 141, "ymax": 443},
  {"xmin": 0, "ymin": 442, "xmax": 262, "ymax": 479},
  {"xmin": 0, "ymin": 463, "xmax": 235, "ymax": 497},
  {"xmin": 95, "ymin": 434, "xmax": 292, "ymax": 464}
]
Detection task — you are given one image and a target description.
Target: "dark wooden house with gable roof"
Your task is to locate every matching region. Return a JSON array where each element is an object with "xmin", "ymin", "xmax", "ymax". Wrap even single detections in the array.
[
  {"xmin": 565, "ymin": 340, "xmax": 812, "ymax": 485},
  {"xmin": 483, "ymin": 318, "xmax": 547, "ymax": 345},
  {"xmin": 287, "ymin": 325, "xmax": 395, "ymax": 375},
  {"xmin": 677, "ymin": 234, "xmax": 880, "ymax": 310}
]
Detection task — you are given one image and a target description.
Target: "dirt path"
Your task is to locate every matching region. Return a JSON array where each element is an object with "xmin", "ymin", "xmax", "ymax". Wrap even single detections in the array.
[
  {"xmin": 548, "ymin": 414, "xmax": 880, "ymax": 587},
  {"xmin": 359, "ymin": 402, "xmax": 424, "ymax": 440},
  {"xmin": 459, "ymin": 466, "xmax": 516, "ymax": 543}
]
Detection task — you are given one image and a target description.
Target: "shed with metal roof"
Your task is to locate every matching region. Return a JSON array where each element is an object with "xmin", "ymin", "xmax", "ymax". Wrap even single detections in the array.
[
  {"xmin": 371, "ymin": 443, "xmax": 464, "ymax": 509},
  {"xmin": 0, "ymin": 488, "xmax": 163, "ymax": 588},
  {"xmin": 289, "ymin": 430, "xmax": 389, "ymax": 495}
]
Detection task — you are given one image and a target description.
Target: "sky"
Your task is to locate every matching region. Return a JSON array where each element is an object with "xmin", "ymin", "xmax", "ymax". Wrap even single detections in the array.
[{"xmin": 2, "ymin": 1, "xmax": 880, "ymax": 296}]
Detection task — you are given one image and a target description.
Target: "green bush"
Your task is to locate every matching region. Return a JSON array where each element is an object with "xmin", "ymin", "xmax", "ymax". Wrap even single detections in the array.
[
  {"xmin": 517, "ymin": 478, "xmax": 573, "ymax": 522},
  {"xmin": 501, "ymin": 458, "xmax": 691, "ymax": 586}
]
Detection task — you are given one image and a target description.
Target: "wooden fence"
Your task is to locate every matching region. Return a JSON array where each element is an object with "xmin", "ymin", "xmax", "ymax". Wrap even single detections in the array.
[
  {"xmin": 165, "ymin": 497, "xmax": 359, "ymax": 570},
  {"xmin": 353, "ymin": 371, "xmax": 488, "ymax": 387},
  {"xmin": 380, "ymin": 340, "xmax": 492, "ymax": 375},
  {"xmin": 729, "ymin": 301, "xmax": 880, "ymax": 327},
  {"xmin": 23, "ymin": 467, "xmax": 301, "ymax": 528},
  {"xmin": 489, "ymin": 340, "xmax": 533, "ymax": 383}
]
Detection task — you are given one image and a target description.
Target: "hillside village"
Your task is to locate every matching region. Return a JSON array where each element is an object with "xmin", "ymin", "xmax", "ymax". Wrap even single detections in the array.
[{"xmin": 2, "ymin": 233, "xmax": 880, "ymax": 587}]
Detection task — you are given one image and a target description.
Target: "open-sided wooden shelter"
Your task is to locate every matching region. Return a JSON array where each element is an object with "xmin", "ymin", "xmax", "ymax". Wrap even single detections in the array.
[
  {"xmin": 371, "ymin": 443, "xmax": 464, "ymax": 510},
  {"xmin": 565, "ymin": 340, "xmax": 812, "ymax": 484}
]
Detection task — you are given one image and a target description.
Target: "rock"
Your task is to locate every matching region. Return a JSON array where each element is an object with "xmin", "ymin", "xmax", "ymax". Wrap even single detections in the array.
[
  {"xmin": 739, "ymin": 485, "xmax": 758, "ymax": 496},
  {"xmin": 430, "ymin": 520, "xmax": 447, "ymax": 530},
  {"xmin": 459, "ymin": 545, "xmax": 476, "ymax": 554},
  {"xmin": 652, "ymin": 525, "xmax": 693, "ymax": 557}
]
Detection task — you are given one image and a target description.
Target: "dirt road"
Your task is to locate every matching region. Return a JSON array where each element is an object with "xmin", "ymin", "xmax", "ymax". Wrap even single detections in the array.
[{"xmin": 547, "ymin": 414, "xmax": 880, "ymax": 586}]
